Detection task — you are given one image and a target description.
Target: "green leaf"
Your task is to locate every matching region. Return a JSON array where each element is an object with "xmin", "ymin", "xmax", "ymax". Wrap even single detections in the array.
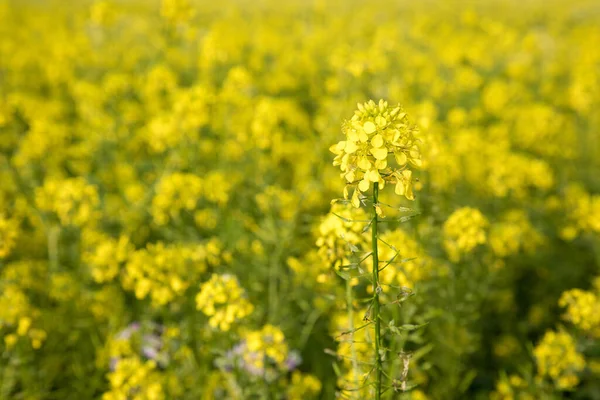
[
  {"xmin": 334, "ymin": 269, "xmax": 351, "ymax": 280},
  {"xmin": 398, "ymin": 322, "xmax": 429, "ymax": 331}
]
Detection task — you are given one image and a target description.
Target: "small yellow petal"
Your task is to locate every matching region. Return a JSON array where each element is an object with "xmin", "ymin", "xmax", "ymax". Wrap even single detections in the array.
[
  {"xmin": 363, "ymin": 121, "xmax": 376, "ymax": 134},
  {"xmin": 345, "ymin": 141, "xmax": 358, "ymax": 154},
  {"xmin": 366, "ymin": 169, "xmax": 380, "ymax": 182},
  {"xmin": 374, "ymin": 159, "xmax": 387, "ymax": 170},
  {"xmin": 358, "ymin": 157, "xmax": 371, "ymax": 170},
  {"xmin": 405, "ymin": 182, "xmax": 414, "ymax": 200},
  {"xmin": 341, "ymin": 154, "xmax": 349, "ymax": 170},
  {"xmin": 410, "ymin": 147, "xmax": 420, "ymax": 158},
  {"xmin": 375, "ymin": 115, "xmax": 387, "ymax": 127},
  {"xmin": 395, "ymin": 152, "xmax": 407, "ymax": 165},
  {"xmin": 409, "ymin": 157, "xmax": 422, "ymax": 167},
  {"xmin": 395, "ymin": 181, "xmax": 405, "ymax": 196},
  {"xmin": 371, "ymin": 134, "xmax": 384, "ymax": 148},
  {"xmin": 345, "ymin": 170, "xmax": 355, "ymax": 182},
  {"xmin": 358, "ymin": 179, "xmax": 370, "ymax": 192},
  {"xmin": 329, "ymin": 141, "xmax": 345, "ymax": 154},
  {"xmin": 370, "ymin": 147, "xmax": 388, "ymax": 160},
  {"xmin": 351, "ymin": 189, "xmax": 360, "ymax": 208}
]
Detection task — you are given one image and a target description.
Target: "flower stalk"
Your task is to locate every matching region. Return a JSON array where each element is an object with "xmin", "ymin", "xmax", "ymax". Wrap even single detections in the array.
[
  {"xmin": 329, "ymin": 99, "xmax": 422, "ymax": 398},
  {"xmin": 371, "ymin": 181, "xmax": 382, "ymax": 399}
]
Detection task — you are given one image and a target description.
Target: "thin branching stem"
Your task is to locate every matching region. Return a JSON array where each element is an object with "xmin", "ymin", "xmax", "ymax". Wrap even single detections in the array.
[{"xmin": 371, "ymin": 182, "xmax": 383, "ymax": 400}]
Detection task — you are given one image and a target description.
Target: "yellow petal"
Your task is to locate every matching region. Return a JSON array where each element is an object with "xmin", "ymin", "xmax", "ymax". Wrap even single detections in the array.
[
  {"xmin": 366, "ymin": 169, "xmax": 380, "ymax": 182},
  {"xmin": 375, "ymin": 115, "xmax": 387, "ymax": 127},
  {"xmin": 351, "ymin": 189, "xmax": 360, "ymax": 208},
  {"xmin": 345, "ymin": 141, "xmax": 358, "ymax": 154},
  {"xmin": 371, "ymin": 134, "xmax": 384, "ymax": 148},
  {"xmin": 345, "ymin": 170, "xmax": 355, "ymax": 182},
  {"xmin": 410, "ymin": 146, "xmax": 420, "ymax": 158},
  {"xmin": 347, "ymin": 130, "xmax": 359, "ymax": 142},
  {"xmin": 358, "ymin": 131, "xmax": 369, "ymax": 142},
  {"xmin": 395, "ymin": 181, "xmax": 406, "ymax": 196},
  {"xmin": 409, "ymin": 157, "xmax": 422, "ymax": 167},
  {"xmin": 332, "ymin": 154, "xmax": 343, "ymax": 166},
  {"xmin": 374, "ymin": 159, "xmax": 387, "ymax": 170},
  {"xmin": 340, "ymin": 153, "xmax": 349, "ymax": 170},
  {"xmin": 358, "ymin": 157, "xmax": 371, "ymax": 170},
  {"xmin": 358, "ymin": 179, "xmax": 370, "ymax": 192},
  {"xmin": 370, "ymin": 147, "xmax": 388, "ymax": 160},
  {"xmin": 329, "ymin": 141, "xmax": 345, "ymax": 154},
  {"xmin": 395, "ymin": 152, "xmax": 407, "ymax": 165},
  {"xmin": 363, "ymin": 121, "xmax": 376, "ymax": 134},
  {"xmin": 405, "ymin": 182, "xmax": 415, "ymax": 200}
]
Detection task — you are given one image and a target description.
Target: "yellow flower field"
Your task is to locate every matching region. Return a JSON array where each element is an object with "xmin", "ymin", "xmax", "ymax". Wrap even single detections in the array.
[{"xmin": 1, "ymin": 0, "xmax": 600, "ymax": 398}]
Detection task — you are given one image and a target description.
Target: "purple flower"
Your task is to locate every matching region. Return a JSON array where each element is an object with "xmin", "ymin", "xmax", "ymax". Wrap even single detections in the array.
[
  {"xmin": 142, "ymin": 346, "xmax": 159, "ymax": 360},
  {"xmin": 285, "ymin": 350, "xmax": 302, "ymax": 371}
]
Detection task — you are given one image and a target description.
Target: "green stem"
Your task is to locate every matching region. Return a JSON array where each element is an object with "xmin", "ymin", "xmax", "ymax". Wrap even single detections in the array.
[
  {"xmin": 48, "ymin": 225, "xmax": 60, "ymax": 273},
  {"xmin": 371, "ymin": 182, "xmax": 382, "ymax": 400},
  {"xmin": 346, "ymin": 280, "xmax": 360, "ymax": 395}
]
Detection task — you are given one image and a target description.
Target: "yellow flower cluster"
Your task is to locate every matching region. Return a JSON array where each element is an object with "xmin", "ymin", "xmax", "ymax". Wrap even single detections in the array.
[
  {"xmin": 143, "ymin": 83, "xmax": 213, "ymax": 154},
  {"xmin": 255, "ymin": 186, "xmax": 300, "ymax": 222},
  {"xmin": 558, "ymin": 184, "xmax": 600, "ymax": 240},
  {"xmin": 559, "ymin": 288, "xmax": 600, "ymax": 337},
  {"xmin": 35, "ymin": 177, "xmax": 99, "ymax": 227},
  {"xmin": 243, "ymin": 324, "xmax": 289, "ymax": 371},
  {"xmin": 533, "ymin": 330, "xmax": 585, "ymax": 390},
  {"xmin": 151, "ymin": 173, "xmax": 203, "ymax": 226},
  {"xmin": 123, "ymin": 240, "xmax": 226, "ymax": 306},
  {"xmin": 489, "ymin": 210, "xmax": 544, "ymax": 258},
  {"xmin": 0, "ymin": 213, "xmax": 19, "ymax": 258},
  {"xmin": 493, "ymin": 335, "xmax": 520, "ymax": 359},
  {"xmin": 160, "ymin": 0, "xmax": 194, "ymax": 25},
  {"xmin": 103, "ymin": 357, "xmax": 164, "ymax": 400},
  {"xmin": 90, "ymin": 0, "xmax": 115, "ymax": 26},
  {"xmin": 286, "ymin": 371, "xmax": 322, "ymax": 400},
  {"xmin": 443, "ymin": 207, "xmax": 488, "ymax": 262},
  {"xmin": 152, "ymin": 172, "xmax": 235, "ymax": 226},
  {"xmin": 315, "ymin": 204, "xmax": 369, "ymax": 273},
  {"xmin": 490, "ymin": 374, "xmax": 534, "ymax": 400},
  {"xmin": 330, "ymin": 100, "xmax": 421, "ymax": 207},
  {"xmin": 195, "ymin": 274, "xmax": 254, "ymax": 331},
  {"xmin": 0, "ymin": 284, "xmax": 46, "ymax": 350},
  {"xmin": 83, "ymin": 231, "xmax": 133, "ymax": 283},
  {"xmin": 248, "ymin": 98, "xmax": 310, "ymax": 151}
]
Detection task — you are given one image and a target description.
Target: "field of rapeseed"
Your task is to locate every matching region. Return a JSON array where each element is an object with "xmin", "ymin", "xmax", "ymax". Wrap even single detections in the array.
[{"xmin": 1, "ymin": 0, "xmax": 600, "ymax": 398}]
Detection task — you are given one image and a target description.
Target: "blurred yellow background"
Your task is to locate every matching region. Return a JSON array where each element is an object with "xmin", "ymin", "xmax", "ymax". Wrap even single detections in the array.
[{"xmin": 1, "ymin": 0, "xmax": 599, "ymax": 398}]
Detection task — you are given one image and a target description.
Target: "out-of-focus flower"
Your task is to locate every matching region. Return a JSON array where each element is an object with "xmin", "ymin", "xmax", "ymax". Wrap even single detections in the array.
[
  {"xmin": 533, "ymin": 330, "xmax": 585, "ymax": 390},
  {"xmin": 443, "ymin": 207, "xmax": 488, "ymax": 262},
  {"xmin": 195, "ymin": 274, "xmax": 254, "ymax": 331}
]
